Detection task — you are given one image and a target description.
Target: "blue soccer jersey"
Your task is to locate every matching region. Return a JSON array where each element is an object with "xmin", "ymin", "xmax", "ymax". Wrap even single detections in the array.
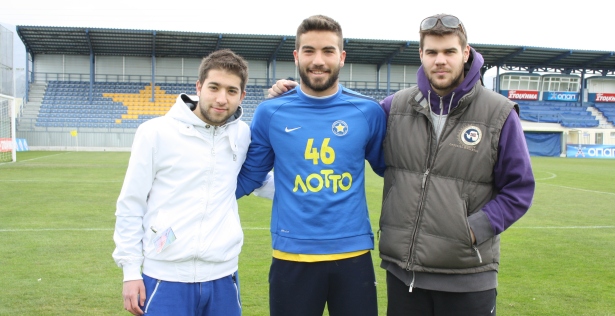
[{"xmin": 237, "ymin": 84, "xmax": 386, "ymax": 255}]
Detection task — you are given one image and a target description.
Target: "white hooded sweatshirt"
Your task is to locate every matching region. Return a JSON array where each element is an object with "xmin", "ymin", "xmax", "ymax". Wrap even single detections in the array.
[{"xmin": 112, "ymin": 94, "xmax": 250, "ymax": 283}]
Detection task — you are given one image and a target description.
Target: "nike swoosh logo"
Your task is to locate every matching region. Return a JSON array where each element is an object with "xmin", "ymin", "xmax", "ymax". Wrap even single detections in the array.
[{"xmin": 285, "ymin": 127, "xmax": 301, "ymax": 132}]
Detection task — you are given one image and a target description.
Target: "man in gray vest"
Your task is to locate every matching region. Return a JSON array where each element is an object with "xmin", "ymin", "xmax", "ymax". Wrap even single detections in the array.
[
  {"xmin": 378, "ymin": 14, "xmax": 534, "ymax": 315},
  {"xmin": 267, "ymin": 13, "xmax": 535, "ymax": 315}
]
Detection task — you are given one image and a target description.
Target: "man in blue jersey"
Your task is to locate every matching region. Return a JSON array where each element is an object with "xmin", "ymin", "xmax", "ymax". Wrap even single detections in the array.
[
  {"xmin": 268, "ymin": 13, "xmax": 535, "ymax": 316},
  {"xmin": 236, "ymin": 14, "xmax": 386, "ymax": 316}
]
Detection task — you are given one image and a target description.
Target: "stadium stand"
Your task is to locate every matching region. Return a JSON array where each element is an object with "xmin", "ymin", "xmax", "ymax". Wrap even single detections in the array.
[
  {"xmin": 11, "ymin": 26, "xmax": 615, "ymax": 154},
  {"xmin": 517, "ymin": 100, "xmax": 600, "ymax": 128},
  {"xmin": 37, "ymin": 81, "xmax": 608, "ymax": 129},
  {"xmin": 35, "ymin": 81, "xmax": 268, "ymax": 128},
  {"xmin": 38, "ymin": 84, "xmax": 611, "ymax": 129},
  {"xmin": 355, "ymin": 88, "xmax": 397, "ymax": 101}
]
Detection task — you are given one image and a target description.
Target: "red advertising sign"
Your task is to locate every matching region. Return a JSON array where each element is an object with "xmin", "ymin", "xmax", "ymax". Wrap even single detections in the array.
[
  {"xmin": 595, "ymin": 93, "xmax": 615, "ymax": 103},
  {"xmin": 0, "ymin": 138, "xmax": 13, "ymax": 152},
  {"xmin": 508, "ymin": 90, "xmax": 538, "ymax": 100}
]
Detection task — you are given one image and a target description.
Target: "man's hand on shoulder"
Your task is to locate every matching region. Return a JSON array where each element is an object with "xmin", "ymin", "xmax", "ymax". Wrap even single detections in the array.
[{"xmin": 267, "ymin": 79, "xmax": 299, "ymax": 98}]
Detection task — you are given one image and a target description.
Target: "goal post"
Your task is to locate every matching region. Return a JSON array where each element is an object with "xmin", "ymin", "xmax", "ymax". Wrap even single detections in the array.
[{"xmin": 0, "ymin": 93, "xmax": 16, "ymax": 163}]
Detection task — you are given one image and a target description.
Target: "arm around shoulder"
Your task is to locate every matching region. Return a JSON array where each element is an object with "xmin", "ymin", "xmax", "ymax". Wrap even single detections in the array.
[{"xmin": 235, "ymin": 104, "xmax": 276, "ymax": 198}]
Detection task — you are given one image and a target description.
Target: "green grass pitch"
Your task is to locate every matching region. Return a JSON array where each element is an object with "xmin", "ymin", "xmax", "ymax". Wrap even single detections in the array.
[{"xmin": 1, "ymin": 152, "xmax": 614, "ymax": 315}]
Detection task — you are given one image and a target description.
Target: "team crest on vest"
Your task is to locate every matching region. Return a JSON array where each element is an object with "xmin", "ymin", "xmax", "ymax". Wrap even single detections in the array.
[
  {"xmin": 331, "ymin": 120, "xmax": 348, "ymax": 136},
  {"xmin": 460, "ymin": 125, "xmax": 482, "ymax": 146}
]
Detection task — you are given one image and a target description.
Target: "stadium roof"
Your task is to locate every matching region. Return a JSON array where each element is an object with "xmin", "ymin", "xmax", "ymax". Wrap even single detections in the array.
[{"xmin": 16, "ymin": 26, "xmax": 615, "ymax": 76}]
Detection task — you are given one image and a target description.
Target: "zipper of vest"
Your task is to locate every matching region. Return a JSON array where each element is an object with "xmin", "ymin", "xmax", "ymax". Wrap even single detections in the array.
[
  {"xmin": 421, "ymin": 169, "xmax": 430, "ymax": 189},
  {"xmin": 406, "ymin": 168, "xmax": 431, "ymax": 272},
  {"xmin": 406, "ymin": 115, "xmax": 437, "ymax": 272},
  {"xmin": 408, "ymin": 271, "xmax": 415, "ymax": 292},
  {"xmin": 472, "ymin": 245, "xmax": 483, "ymax": 263}
]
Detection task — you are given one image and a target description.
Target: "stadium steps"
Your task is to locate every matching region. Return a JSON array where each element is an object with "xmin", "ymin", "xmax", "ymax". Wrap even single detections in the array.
[
  {"xmin": 17, "ymin": 82, "xmax": 47, "ymax": 131},
  {"xmin": 588, "ymin": 106, "xmax": 615, "ymax": 128}
]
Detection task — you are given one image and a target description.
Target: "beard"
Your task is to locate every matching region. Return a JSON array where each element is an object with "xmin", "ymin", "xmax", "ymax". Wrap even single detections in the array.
[
  {"xmin": 426, "ymin": 65, "xmax": 465, "ymax": 95},
  {"xmin": 197, "ymin": 101, "xmax": 233, "ymax": 126},
  {"xmin": 298, "ymin": 65, "xmax": 340, "ymax": 92}
]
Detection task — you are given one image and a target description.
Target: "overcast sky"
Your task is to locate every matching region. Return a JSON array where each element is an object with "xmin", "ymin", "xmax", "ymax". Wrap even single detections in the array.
[
  {"xmin": 2, "ymin": 0, "xmax": 610, "ymax": 50},
  {"xmin": 1, "ymin": 0, "xmax": 612, "ymax": 86}
]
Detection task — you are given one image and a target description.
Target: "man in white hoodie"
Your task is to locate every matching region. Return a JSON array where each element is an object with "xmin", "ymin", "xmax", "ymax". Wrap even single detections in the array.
[{"xmin": 112, "ymin": 49, "xmax": 252, "ymax": 316}]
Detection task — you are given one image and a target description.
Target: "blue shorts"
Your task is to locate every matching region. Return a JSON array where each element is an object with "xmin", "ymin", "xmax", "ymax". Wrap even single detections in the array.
[{"xmin": 142, "ymin": 272, "xmax": 241, "ymax": 316}]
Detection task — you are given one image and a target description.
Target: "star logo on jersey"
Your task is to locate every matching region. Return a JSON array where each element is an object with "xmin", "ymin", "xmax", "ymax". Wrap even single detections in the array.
[
  {"xmin": 331, "ymin": 120, "xmax": 348, "ymax": 136},
  {"xmin": 460, "ymin": 125, "xmax": 482, "ymax": 146}
]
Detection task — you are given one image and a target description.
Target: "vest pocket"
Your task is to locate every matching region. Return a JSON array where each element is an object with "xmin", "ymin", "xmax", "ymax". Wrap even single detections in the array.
[{"xmin": 378, "ymin": 225, "xmax": 414, "ymax": 263}]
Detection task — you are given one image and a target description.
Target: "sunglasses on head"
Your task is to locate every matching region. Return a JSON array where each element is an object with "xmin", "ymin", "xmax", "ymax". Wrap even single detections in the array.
[{"xmin": 420, "ymin": 15, "xmax": 465, "ymax": 35}]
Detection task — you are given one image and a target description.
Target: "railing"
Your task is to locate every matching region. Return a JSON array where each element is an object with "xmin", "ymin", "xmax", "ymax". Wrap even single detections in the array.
[
  {"xmin": 34, "ymin": 73, "xmax": 92, "ymax": 83},
  {"xmin": 32, "ymin": 73, "xmax": 413, "ymax": 91},
  {"xmin": 341, "ymin": 81, "xmax": 415, "ymax": 91},
  {"xmin": 33, "ymin": 73, "xmax": 272, "ymax": 87}
]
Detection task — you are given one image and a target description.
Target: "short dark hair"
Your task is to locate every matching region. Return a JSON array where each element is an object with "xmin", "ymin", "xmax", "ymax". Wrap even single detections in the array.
[
  {"xmin": 295, "ymin": 15, "xmax": 343, "ymax": 51},
  {"xmin": 419, "ymin": 14, "xmax": 467, "ymax": 49},
  {"xmin": 198, "ymin": 49, "xmax": 249, "ymax": 92}
]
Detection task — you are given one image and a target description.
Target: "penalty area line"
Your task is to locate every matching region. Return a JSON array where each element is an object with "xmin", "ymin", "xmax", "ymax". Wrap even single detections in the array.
[{"xmin": 538, "ymin": 182, "xmax": 615, "ymax": 196}]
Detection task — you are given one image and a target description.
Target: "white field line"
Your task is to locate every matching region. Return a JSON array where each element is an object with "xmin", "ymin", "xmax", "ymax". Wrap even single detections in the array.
[
  {"xmin": 0, "ymin": 227, "xmax": 271, "ymax": 232},
  {"xmin": 534, "ymin": 172, "xmax": 557, "ymax": 181},
  {"xmin": 511, "ymin": 226, "xmax": 614, "ymax": 229},
  {"xmin": 536, "ymin": 171, "xmax": 615, "ymax": 196},
  {"xmin": 516, "ymin": 171, "xmax": 615, "ymax": 229},
  {"xmin": 1, "ymin": 226, "xmax": 613, "ymax": 233},
  {"xmin": 0, "ymin": 179, "xmax": 121, "ymax": 183},
  {"xmin": 2, "ymin": 152, "xmax": 73, "ymax": 165},
  {"xmin": 538, "ymin": 182, "xmax": 615, "ymax": 196}
]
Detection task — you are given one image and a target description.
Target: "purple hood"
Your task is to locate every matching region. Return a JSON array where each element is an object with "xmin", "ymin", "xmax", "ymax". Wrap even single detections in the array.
[{"xmin": 416, "ymin": 47, "xmax": 484, "ymax": 115}]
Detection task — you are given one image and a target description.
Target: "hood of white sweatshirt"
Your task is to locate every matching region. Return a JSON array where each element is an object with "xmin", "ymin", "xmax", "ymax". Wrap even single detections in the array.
[{"xmin": 166, "ymin": 94, "xmax": 244, "ymax": 128}]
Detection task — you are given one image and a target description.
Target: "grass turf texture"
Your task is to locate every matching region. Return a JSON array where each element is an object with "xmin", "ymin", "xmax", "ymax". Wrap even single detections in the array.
[{"xmin": 0, "ymin": 152, "xmax": 613, "ymax": 315}]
